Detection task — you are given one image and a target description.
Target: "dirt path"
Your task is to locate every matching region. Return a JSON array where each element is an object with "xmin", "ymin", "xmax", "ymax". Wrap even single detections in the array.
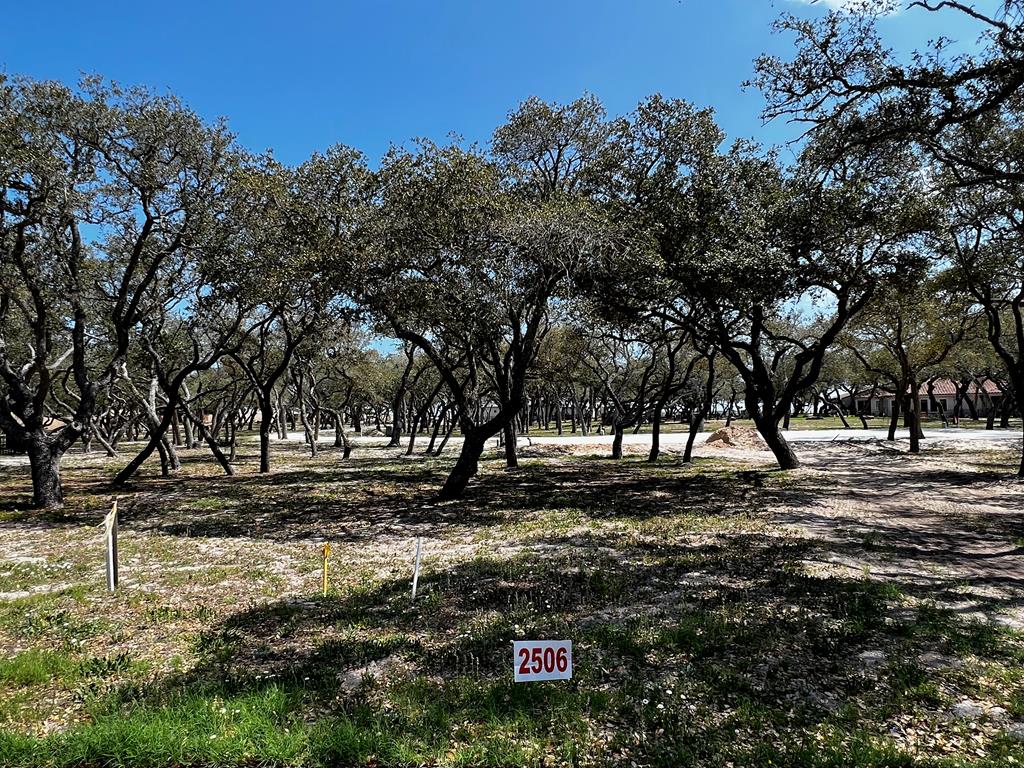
[{"xmin": 768, "ymin": 440, "xmax": 1024, "ymax": 628}]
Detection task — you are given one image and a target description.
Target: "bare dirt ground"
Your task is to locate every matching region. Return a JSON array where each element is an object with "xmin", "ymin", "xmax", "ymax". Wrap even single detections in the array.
[{"xmin": 0, "ymin": 434, "xmax": 1022, "ymax": 766}]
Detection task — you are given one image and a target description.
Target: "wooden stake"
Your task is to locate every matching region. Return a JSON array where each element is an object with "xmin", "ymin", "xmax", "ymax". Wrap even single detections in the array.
[
  {"xmin": 411, "ymin": 537, "xmax": 422, "ymax": 600},
  {"xmin": 322, "ymin": 542, "xmax": 331, "ymax": 597},
  {"xmin": 104, "ymin": 499, "xmax": 119, "ymax": 593}
]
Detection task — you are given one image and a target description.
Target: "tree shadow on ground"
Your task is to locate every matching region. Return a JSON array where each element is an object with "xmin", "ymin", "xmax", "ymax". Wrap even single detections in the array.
[
  {"xmin": 92, "ymin": 533, "xmax": 1024, "ymax": 766},
  {"xmin": 0, "ymin": 444, "xmax": 819, "ymax": 543}
]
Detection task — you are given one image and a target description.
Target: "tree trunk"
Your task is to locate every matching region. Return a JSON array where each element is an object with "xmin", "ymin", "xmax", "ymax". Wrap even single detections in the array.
[
  {"xmin": 830, "ymin": 394, "xmax": 851, "ymax": 429},
  {"xmin": 439, "ymin": 432, "xmax": 487, "ymax": 500},
  {"xmin": 887, "ymin": 394, "xmax": 902, "ymax": 441},
  {"xmin": 648, "ymin": 406, "xmax": 662, "ymax": 462},
  {"xmin": 181, "ymin": 409, "xmax": 195, "ymax": 449},
  {"xmin": 754, "ymin": 416, "xmax": 800, "ymax": 470},
  {"xmin": 682, "ymin": 413, "xmax": 703, "ymax": 464},
  {"xmin": 406, "ymin": 416, "xmax": 419, "ymax": 456},
  {"xmin": 1018, "ymin": 417, "xmax": 1024, "ymax": 480},
  {"xmin": 909, "ymin": 382, "xmax": 924, "ymax": 453},
  {"xmin": 113, "ymin": 432, "xmax": 165, "ymax": 486},
  {"xmin": 164, "ymin": 435, "xmax": 181, "ymax": 471},
  {"xmin": 92, "ymin": 427, "xmax": 118, "ymax": 458},
  {"xmin": 276, "ymin": 392, "xmax": 287, "ymax": 440},
  {"xmin": 434, "ymin": 406, "xmax": 461, "ymax": 456},
  {"xmin": 684, "ymin": 361, "xmax": 716, "ymax": 464},
  {"xmin": 181, "ymin": 405, "xmax": 233, "ymax": 476},
  {"xmin": 611, "ymin": 424, "xmax": 624, "ymax": 460},
  {"xmin": 503, "ymin": 422, "xmax": 518, "ymax": 468},
  {"xmin": 27, "ymin": 434, "xmax": 63, "ymax": 509},
  {"xmin": 1000, "ymin": 395, "xmax": 1014, "ymax": 428},
  {"xmin": 171, "ymin": 409, "xmax": 182, "ymax": 447},
  {"xmin": 388, "ymin": 395, "xmax": 403, "ymax": 447},
  {"xmin": 333, "ymin": 410, "xmax": 352, "ymax": 459},
  {"xmin": 259, "ymin": 399, "xmax": 273, "ymax": 473},
  {"xmin": 426, "ymin": 403, "xmax": 447, "ymax": 454}
]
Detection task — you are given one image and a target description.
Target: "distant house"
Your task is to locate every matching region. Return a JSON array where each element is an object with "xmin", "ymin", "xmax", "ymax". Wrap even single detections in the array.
[{"xmin": 842, "ymin": 378, "xmax": 1005, "ymax": 418}]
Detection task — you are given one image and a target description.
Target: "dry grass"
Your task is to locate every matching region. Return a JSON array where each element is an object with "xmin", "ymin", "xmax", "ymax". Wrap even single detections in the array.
[{"xmin": 0, "ymin": 434, "xmax": 1022, "ymax": 766}]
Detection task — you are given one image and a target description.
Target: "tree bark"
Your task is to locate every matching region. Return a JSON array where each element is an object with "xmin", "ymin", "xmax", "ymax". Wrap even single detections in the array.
[
  {"xmin": 439, "ymin": 432, "xmax": 487, "ymax": 500},
  {"xmin": 683, "ymin": 359, "xmax": 716, "ymax": 464},
  {"xmin": 611, "ymin": 423, "xmax": 624, "ymax": 460},
  {"xmin": 503, "ymin": 422, "xmax": 518, "ymax": 468},
  {"xmin": 887, "ymin": 393, "xmax": 902, "ymax": 441},
  {"xmin": 181, "ymin": 404, "xmax": 233, "ymax": 475},
  {"xmin": 648, "ymin": 406, "xmax": 662, "ymax": 462},
  {"xmin": 682, "ymin": 413, "xmax": 703, "ymax": 464},
  {"xmin": 754, "ymin": 416, "xmax": 800, "ymax": 469},
  {"xmin": 909, "ymin": 382, "xmax": 924, "ymax": 453},
  {"xmin": 333, "ymin": 410, "xmax": 352, "ymax": 459},
  {"xmin": 426, "ymin": 403, "xmax": 447, "ymax": 454},
  {"xmin": 27, "ymin": 434, "xmax": 63, "ymax": 509},
  {"xmin": 434, "ymin": 405, "xmax": 461, "ymax": 456},
  {"xmin": 259, "ymin": 399, "xmax": 274, "ymax": 473}
]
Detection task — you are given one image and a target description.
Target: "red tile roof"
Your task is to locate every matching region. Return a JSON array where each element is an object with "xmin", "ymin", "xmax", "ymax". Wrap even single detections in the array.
[{"xmin": 852, "ymin": 378, "xmax": 1003, "ymax": 399}]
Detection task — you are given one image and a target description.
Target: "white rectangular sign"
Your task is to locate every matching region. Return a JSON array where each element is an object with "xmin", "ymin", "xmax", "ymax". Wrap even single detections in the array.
[{"xmin": 512, "ymin": 640, "xmax": 572, "ymax": 682}]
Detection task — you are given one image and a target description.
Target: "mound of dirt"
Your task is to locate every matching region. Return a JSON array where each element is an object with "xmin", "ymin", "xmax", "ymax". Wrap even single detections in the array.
[
  {"xmin": 361, "ymin": 428, "xmax": 386, "ymax": 437},
  {"xmin": 705, "ymin": 425, "xmax": 769, "ymax": 451}
]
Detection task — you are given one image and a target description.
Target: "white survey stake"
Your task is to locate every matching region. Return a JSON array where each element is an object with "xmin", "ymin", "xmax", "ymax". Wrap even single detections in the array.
[{"xmin": 512, "ymin": 640, "xmax": 572, "ymax": 682}]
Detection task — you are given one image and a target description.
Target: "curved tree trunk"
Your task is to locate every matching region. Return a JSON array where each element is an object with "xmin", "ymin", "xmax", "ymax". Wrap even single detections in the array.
[
  {"xmin": 333, "ymin": 410, "xmax": 352, "ymax": 459},
  {"xmin": 682, "ymin": 414, "xmax": 703, "ymax": 464},
  {"xmin": 754, "ymin": 415, "xmax": 800, "ymax": 470},
  {"xmin": 434, "ymin": 406, "xmax": 461, "ymax": 456},
  {"xmin": 426, "ymin": 403, "xmax": 447, "ymax": 454},
  {"xmin": 611, "ymin": 423, "xmax": 624, "ymax": 460},
  {"xmin": 181, "ymin": 405, "xmax": 233, "ymax": 475},
  {"xmin": 439, "ymin": 432, "xmax": 487, "ymax": 500}
]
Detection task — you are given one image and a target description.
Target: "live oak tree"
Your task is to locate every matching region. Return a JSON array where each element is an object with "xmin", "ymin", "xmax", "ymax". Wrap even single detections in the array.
[
  {"xmin": 227, "ymin": 147, "xmax": 364, "ymax": 473},
  {"xmin": 756, "ymin": 0, "xmax": 1024, "ymax": 474},
  {"xmin": 530, "ymin": 324, "xmax": 600, "ymax": 436},
  {"xmin": 607, "ymin": 95, "xmax": 930, "ymax": 469},
  {"xmin": 844, "ymin": 271, "xmax": 974, "ymax": 452},
  {"xmin": 361, "ymin": 97, "xmax": 625, "ymax": 499},
  {"xmin": 944, "ymin": 185, "xmax": 1024, "ymax": 471},
  {"xmin": 362, "ymin": 142, "xmax": 587, "ymax": 498},
  {"xmin": 752, "ymin": 0, "xmax": 1024, "ymax": 183},
  {"xmin": 0, "ymin": 77, "xmax": 236, "ymax": 507}
]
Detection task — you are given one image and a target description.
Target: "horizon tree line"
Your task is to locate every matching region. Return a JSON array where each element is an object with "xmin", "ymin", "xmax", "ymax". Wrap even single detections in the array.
[{"xmin": 3, "ymin": 1, "xmax": 1023, "ymax": 508}]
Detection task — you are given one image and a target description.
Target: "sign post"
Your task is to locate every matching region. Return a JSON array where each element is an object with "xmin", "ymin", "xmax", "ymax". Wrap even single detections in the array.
[
  {"xmin": 411, "ymin": 537, "xmax": 422, "ymax": 600},
  {"xmin": 322, "ymin": 542, "xmax": 331, "ymax": 597},
  {"xmin": 512, "ymin": 640, "xmax": 572, "ymax": 682},
  {"xmin": 103, "ymin": 499, "xmax": 119, "ymax": 593}
]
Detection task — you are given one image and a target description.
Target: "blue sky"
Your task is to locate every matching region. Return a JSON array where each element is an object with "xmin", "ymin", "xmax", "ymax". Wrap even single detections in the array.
[{"xmin": 1, "ymin": 1, "xmax": 993, "ymax": 165}]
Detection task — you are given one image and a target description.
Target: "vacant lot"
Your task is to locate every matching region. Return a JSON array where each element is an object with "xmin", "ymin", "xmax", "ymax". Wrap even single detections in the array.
[{"xmin": 1, "ymin": 435, "xmax": 1023, "ymax": 767}]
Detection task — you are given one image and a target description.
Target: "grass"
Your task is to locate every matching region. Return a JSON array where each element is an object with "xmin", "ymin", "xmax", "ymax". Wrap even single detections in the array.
[
  {"xmin": 0, "ymin": 437, "xmax": 1022, "ymax": 766},
  {"xmin": 520, "ymin": 414, "xmax": 1023, "ymax": 438}
]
